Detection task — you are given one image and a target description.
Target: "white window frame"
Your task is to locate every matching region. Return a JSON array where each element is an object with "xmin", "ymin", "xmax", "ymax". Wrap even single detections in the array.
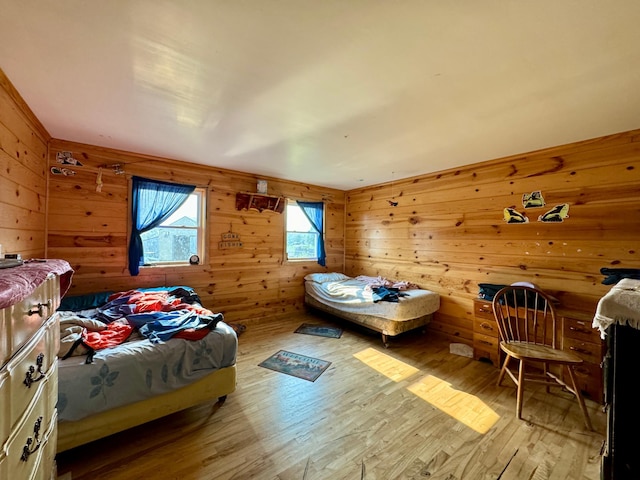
[{"xmin": 139, "ymin": 186, "xmax": 207, "ymax": 267}]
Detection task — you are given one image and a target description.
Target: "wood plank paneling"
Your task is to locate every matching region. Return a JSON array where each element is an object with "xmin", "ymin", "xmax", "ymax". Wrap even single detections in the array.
[
  {"xmin": 46, "ymin": 139, "xmax": 345, "ymax": 324},
  {"xmin": 345, "ymin": 129, "xmax": 640, "ymax": 344},
  {"xmin": 0, "ymin": 68, "xmax": 50, "ymax": 258}
]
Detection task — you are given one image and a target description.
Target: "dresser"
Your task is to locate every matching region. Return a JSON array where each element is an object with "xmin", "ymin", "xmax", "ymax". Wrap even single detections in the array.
[
  {"xmin": 0, "ymin": 260, "xmax": 72, "ymax": 480},
  {"xmin": 472, "ymin": 297, "xmax": 604, "ymax": 403},
  {"xmin": 593, "ymin": 278, "xmax": 640, "ymax": 480}
]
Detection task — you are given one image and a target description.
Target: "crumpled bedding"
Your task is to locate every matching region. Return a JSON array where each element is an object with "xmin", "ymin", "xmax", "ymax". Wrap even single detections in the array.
[
  {"xmin": 56, "ymin": 286, "xmax": 237, "ymax": 422},
  {"xmin": 304, "ymin": 275, "xmax": 440, "ymax": 321}
]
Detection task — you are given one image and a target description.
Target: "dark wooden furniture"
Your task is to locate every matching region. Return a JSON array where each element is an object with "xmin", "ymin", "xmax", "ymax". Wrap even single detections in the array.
[
  {"xmin": 601, "ymin": 324, "xmax": 640, "ymax": 479},
  {"xmin": 595, "ymin": 278, "xmax": 640, "ymax": 480}
]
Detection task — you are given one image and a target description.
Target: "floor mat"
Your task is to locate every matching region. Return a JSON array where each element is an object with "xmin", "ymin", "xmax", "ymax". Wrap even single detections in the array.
[
  {"xmin": 294, "ymin": 323, "xmax": 343, "ymax": 339},
  {"xmin": 258, "ymin": 350, "xmax": 331, "ymax": 382}
]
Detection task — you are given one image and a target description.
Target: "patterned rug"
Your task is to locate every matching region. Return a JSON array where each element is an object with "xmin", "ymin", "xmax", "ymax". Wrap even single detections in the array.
[
  {"xmin": 258, "ymin": 350, "xmax": 331, "ymax": 382},
  {"xmin": 294, "ymin": 323, "xmax": 343, "ymax": 339}
]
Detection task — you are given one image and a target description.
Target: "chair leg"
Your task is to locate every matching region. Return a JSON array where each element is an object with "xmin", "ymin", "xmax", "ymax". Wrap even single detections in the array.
[
  {"xmin": 516, "ymin": 359, "xmax": 525, "ymax": 419},
  {"xmin": 497, "ymin": 355, "xmax": 511, "ymax": 387},
  {"xmin": 566, "ymin": 367, "xmax": 593, "ymax": 431},
  {"xmin": 543, "ymin": 362, "xmax": 550, "ymax": 394}
]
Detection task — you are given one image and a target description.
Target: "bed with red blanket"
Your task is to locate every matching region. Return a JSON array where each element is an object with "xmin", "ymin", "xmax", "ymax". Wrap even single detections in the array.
[{"xmin": 55, "ymin": 286, "xmax": 237, "ymax": 452}]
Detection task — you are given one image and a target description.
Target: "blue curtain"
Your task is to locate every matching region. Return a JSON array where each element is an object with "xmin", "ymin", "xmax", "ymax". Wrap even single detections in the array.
[
  {"xmin": 297, "ymin": 201, "xmax": 326, "ymax": 267},
  {"xmin": 128, "ymin": 176, "xmax": 196, "ymax": 276}
]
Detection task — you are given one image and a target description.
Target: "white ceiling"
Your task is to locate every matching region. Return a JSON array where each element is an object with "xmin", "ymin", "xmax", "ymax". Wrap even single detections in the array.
[{"xmin": 1, "ymin": 1, "xmax": 640, "ymax": 190}]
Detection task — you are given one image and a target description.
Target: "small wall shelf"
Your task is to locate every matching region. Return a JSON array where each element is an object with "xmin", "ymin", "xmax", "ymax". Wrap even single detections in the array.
[{"xmin": 235, "ymin": 192, "xmax": 285, "ymax": 214}]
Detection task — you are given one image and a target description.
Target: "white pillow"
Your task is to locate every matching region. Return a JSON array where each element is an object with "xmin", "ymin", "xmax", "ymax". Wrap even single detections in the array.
[{"xmin": 304, "ymin": 272, "xmax": 351, "ymax": 283}]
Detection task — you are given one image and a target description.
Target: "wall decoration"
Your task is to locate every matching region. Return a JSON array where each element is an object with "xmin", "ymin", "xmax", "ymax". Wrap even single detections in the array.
[
  {"xmin": 219, "ymin": 231, "xmax": 243, "ymax": 249},
  {"xmin": 388, "ymin": 171, "xmax": 399, "ymax": 207},
  {"xmin": 257, "ymin": 180, "xmax": 268, "ymax": 194},
  {"xmin": 97, "ymin": 163, "xmax": 125, "ymax": 175},
  {"xmin": 503, "ymin": 207, "xmax": 529, "ymax": 224},
  {"xmin": 50, "ymin": 166, "xmax": 76, "ymax": 176},
  {"xmin": 522, "ymin": 191, "xmax": 545, "ymax": 209},
  {"xmin": 96, "ymin": 168, "xmax": 103, "ymax": 192},
  {"xmin": 235, "ymin": 192, "xmax": 285, "ymax": 213},
  {"xmin": 56, "ymin": 151, "xmax": 82, "ymax": 166},
  {"xmin": 538, "ymin": 203, "xmax": 570, "ymax": 223}
]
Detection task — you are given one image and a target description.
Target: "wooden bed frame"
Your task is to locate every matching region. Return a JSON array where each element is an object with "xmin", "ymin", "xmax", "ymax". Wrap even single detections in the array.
[
  {"xmin": 305, "ymin": 293, "xmax": 433, "ymax": 347},
  {"xmin": 56, "ymin": 363, "xmax": 236, "ymax": 452}
]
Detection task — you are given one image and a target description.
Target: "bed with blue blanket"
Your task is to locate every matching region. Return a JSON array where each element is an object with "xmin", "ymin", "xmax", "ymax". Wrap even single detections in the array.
[{"xmin": 55, "ymin": 286, "xmax": 237, "ymax": 452}]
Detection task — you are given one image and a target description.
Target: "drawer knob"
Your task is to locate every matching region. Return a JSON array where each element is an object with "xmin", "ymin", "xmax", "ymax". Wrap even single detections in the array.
[
  {"xmin": 20, "ymin": 416, "xmax": 43, "ymax": 462},
  {"xmin": 26, "ymin": 299, "xmax": 51, "ymax": 317},
  {"xmin": 23, "ymin": 353, "xmax": 45, "ymax": 388},
  {"xmin": 569, "ymin": 326, "xmax": 592, "ymax": 335},
  {"xmin": 480, "ymin": 322, "xmax": 493, "ymax": 330},
  {"xmin": 569, "ymin": 346, "xmax": 592, "ymax": 357}
]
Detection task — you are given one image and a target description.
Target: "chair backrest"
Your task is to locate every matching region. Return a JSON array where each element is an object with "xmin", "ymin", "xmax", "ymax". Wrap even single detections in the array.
[{"xmin": 492, "ymin": 285, "xmax": 559, "ymax": 348}]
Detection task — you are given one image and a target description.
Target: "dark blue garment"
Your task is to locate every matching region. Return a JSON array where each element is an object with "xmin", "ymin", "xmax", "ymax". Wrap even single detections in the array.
[
  {"xmin": 126, "ymin": 310, "xmax": 202, "ymax": 343},
  {"xmin": 96, "ymin": 295, "xmax": 137, "ymax": 323},
  {"xmin": 371, "ymin": 287, "xmax": 408, "ymax": 303},
  {"xmin": 601, "ymin": 268, "xmax": 640, "ymax": 285}
]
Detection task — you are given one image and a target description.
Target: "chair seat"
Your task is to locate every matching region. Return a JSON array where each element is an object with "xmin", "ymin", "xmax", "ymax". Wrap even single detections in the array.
[{"xmin": 500, "ymin": 341, "xmax": 583, "ymax": 365}]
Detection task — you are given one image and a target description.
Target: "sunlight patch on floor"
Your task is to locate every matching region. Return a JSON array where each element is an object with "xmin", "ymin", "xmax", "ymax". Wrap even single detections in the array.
[
  {"xmin": 353, "ymin": 347, "xmax": 420, "ymax": 382},
  {"xmin": 407, "ymin": 375, "xmax": 500, "ymax": 434}
]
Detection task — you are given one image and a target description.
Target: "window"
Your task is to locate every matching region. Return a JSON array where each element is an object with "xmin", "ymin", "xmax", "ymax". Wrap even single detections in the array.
[
  {"xmin": 140, "ymin": 189, "xmax": 205, "ymax": 264},
  {"xmin": 128, "ymin": 177, "xmax": 206, "ymax": 275},
  {"xmin": 285, "ymin": 200, "xmax": 326, "ymax": 266}
]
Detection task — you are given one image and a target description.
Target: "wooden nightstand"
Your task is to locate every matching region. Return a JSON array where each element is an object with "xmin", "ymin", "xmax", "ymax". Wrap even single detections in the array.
[{"xmin": 472, "ymin": 298, "xmax": 501, "ymax": 366}]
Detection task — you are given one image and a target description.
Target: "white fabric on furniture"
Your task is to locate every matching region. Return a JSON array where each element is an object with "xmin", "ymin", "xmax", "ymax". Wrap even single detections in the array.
[{"xmin": 593, "ymin": 278, "xmax": 640, "ymax": 338}]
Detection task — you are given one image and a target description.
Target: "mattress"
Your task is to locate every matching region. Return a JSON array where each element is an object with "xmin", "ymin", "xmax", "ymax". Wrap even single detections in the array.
[{"xmin": 304, "ymin": 276, "xmax": 440, "ymax": 321}]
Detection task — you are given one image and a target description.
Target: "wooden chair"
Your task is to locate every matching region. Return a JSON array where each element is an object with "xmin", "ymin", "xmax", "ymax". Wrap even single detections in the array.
[{"xmin": 492, "ymin": 285, "xmax": 592, "ymax": 430}]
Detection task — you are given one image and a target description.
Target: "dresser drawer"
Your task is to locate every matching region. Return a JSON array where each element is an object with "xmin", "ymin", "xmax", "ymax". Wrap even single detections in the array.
[
  {"xmin": 473, "ymin": 333, "xmax": 501, "ymax": 365},
  {"xmin": 473, "ymin": 316, "xmax": 499, "ymax": 337},
  {"xmin": 3, "ymin": 373, "xmax": 57, "ymax": 480},
  {"xmin": 4, "ymin": 316, "xmax": 58, "ymax": 439},
  {"xmin": 563, "ymin": 316, "xmax": 602, "ymax": 343},
  {"xmin": 473, "ymin": 299, "xmax": 494, "ymax": 320},
  {"xmin": 563, "ymin": 336, "xmax": 605, "ymax": 365},
  {"xmin": 7, "ymin": 275, "xmax": 57, "ymax": 363},
  {"xmin": 568, "ymin": 361, "xmax": 603, "ymax": 403}
]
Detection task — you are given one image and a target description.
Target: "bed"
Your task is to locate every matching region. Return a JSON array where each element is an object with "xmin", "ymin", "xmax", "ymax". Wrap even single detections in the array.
[
  {"xmin": 55, "ymin": 286, "xmax": 237, "ymax": 453},
  {"xmin": 304, "ymin": 273, "xmax": 440, "ymax": 347}
]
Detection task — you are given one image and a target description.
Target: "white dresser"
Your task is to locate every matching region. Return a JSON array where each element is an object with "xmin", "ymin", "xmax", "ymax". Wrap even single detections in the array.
[{"xmin": 0, "ymin": 261, "xmax": 71, "ymax": 480}]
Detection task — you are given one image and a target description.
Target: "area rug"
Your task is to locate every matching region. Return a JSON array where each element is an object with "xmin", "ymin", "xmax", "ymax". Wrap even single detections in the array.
[
  {"xmin": 294, "ymin": 323, "xmax": 343, "ymax": 339},
  {"xmin": 258, "ymin": 350, "xmax": 331, "ymax": 382}
]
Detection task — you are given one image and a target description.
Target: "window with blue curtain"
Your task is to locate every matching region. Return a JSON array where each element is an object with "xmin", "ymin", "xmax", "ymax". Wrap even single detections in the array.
[
  {"xmin": 128, "ymin": 176, "xmax": 196, "ymax": 275},
  {"xmin": 285, "ymin": 200, "xmax": 326, "ymax": 266}
]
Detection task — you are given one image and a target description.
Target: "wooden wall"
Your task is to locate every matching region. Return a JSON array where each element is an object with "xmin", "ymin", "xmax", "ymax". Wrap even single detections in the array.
[
  {"xmin": 0, "ymin": 68, "xmax": 50, "ymax": 259},
  {"xmin": 46, "ymin": 140, "xmax": 345, "ymax": 323},
  {"xmin": 345, "ymin": 130, "xmax": 640, "ymax": 346}
]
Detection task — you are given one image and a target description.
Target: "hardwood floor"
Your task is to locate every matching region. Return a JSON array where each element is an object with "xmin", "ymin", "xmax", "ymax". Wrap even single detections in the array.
[{"xmin": 55, "ymin": 311, "xmax": 606, "ymax": 480}]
